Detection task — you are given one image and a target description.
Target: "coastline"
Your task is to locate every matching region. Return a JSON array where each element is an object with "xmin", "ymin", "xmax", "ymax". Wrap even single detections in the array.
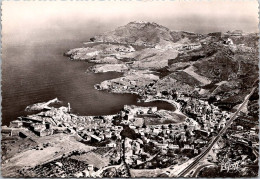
[{"xmin": 2, "ymin": 19, "xmax": 259, "ymax": 178}]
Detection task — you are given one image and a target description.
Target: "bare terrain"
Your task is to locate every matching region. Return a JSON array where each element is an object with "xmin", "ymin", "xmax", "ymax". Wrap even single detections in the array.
[{"xmin": 2, "ymin": 21, "xmax": 259, "ymax": 178}]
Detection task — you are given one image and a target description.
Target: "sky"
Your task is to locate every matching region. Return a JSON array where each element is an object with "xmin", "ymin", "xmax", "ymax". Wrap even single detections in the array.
[{"xmin": 2, "ymin": 0, "xmax": 259, "ymax": 43}]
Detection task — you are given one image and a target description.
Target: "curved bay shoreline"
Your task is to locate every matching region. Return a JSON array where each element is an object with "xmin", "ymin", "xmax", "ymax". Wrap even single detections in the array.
[{"xmin": 66, "ymin": 41, "xmax": 181, "ymax": 115}]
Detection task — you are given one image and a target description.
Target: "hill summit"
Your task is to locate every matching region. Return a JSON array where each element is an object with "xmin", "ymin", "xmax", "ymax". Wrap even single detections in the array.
[
  {"xmin": 68, "ymin": 21, "xmax": 258, "ymax": 111},
  {"xmin": 92, "ymin": 21, "xmax": 199, "ymax": 47}
]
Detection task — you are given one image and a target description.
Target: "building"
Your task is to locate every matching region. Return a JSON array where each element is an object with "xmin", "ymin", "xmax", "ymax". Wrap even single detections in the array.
[
  {"xmin": 152, "ymin": 128, "xmax": 162, "ymax": 135},
  {"xmin": 35, "ymin": 129, "xmax": 53, "ymax": 137},
  {"xmin": 87, "ymin": 164, "xmax": 94, "ymax": 171},
  {"xmin": 106, "ymin": 142, "xmax": 117, "ymax": 148},
  {"xmin": 105, "ymin": 132, "xmax": 112, "ymax": 139},
  {"xmin": 156, "ymin": 143, "xmax": 168, "ymax": 150},
  {"xmin": 124, "ymin": 113, "xmax": 134, "ymax": 121},
  {"xmin": 169, "ymin": 144, "xmax": 180, "ymax": 150},
  {"xmin": 184, "ymin": 144, "xmax": 194, "ymax": 150},
  {"xmin": 123, "ymin": 105, "xmax": 157, "ymax": 115},
  {"xmin": 2, "ymin": 126, "xmax": 13, "ymax": 136},
  {"xmin": 224, "ymin": 38, "xmax": 234, "ymax": 45},
  {"xmin": 9, "ymin": 120, "xmax": 23, "ymax": 128},
  {"xmin": 90, "ymin": 135, "xmax": 102, "ymax": 142}
]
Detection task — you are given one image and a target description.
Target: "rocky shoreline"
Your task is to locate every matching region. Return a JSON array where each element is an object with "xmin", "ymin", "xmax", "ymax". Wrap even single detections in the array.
[
  {"xmin": 2, "ymin": 21, "xmax": 259, "ymax": 178},
  {"xmin": 25, "ymin": 98, "xmax": 61, "ymax": 112}
]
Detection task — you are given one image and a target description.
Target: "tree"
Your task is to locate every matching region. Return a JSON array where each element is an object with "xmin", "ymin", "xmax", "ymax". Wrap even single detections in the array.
[
  {"xmin": 142, "ymin": 123, "xmax": 147, "ymax": 128},
  {"xmin": 162, "ymin": 91, "xmax": 169, "ymax": 96},
  {"xmin": 111, "ymin": 134, "xmax": 117, "ymax": 141},
  {"xmin": 120, "ymin": 126, "xmax": 141, "ymax": 140},
  {"xmin": 248, "ymin": 141, "xmax": 253, "ymax": 147},
  {"xmin": 90, "ymin": 37, "xmax": 96, "ymax": 42}
]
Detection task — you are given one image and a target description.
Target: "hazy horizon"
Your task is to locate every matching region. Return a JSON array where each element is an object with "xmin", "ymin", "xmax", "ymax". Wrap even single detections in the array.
[{"xmin": 2, "ymin": 0, "xmax": 259, "ymax": 45}]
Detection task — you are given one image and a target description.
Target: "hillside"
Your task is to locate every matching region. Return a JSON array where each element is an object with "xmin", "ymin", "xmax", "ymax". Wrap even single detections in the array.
[
  {"xmin": 66, "ymin": 21, "xmax": 259, "ymax": 110},
  {"xmin": 92, "ymin": 21, "xmax": 201, "ymax": 47}
]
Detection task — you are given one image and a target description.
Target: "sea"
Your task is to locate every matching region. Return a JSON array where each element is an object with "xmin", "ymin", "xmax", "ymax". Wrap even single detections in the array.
[{"xmin": 2, "ymin": 25, "xmax": 175, "ymax": 126}]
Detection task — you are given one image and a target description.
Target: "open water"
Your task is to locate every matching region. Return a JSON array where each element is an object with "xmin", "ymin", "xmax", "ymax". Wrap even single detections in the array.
[{"xmin": 2, "ymin": 27, "xmax": 175, "ymax": 126}]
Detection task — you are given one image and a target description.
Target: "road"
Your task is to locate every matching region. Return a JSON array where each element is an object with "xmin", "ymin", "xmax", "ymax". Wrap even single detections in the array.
[{"xmin": 176, "ymin": 86, "xmax": 257, "ymax": 177}]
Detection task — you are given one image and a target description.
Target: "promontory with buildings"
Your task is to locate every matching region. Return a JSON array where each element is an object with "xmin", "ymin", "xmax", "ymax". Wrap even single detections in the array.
[{"xmin": 2, "ymin": 21, "xmax": 259, "ymax": 177}]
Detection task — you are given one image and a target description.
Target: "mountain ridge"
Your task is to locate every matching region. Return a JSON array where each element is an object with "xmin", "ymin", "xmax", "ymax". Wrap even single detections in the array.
[
  {"xmin": 66, "ymin": 21, "xmax": 258, "ymax": 111},
  {"xmin": 92, "ymin": 21, "xmax": 202, "ymax": 47},
  {"xmin": 91, "ymin": 21, "xmax": 254, "ymax": 48}
]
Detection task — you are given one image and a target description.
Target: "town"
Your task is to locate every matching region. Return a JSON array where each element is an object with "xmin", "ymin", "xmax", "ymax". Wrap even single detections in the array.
[
  {"xmin": 1, "ymin": 16, "xmax": 259, "ymax": 178},
  {"xmin": 2, "ymin": 85, "xmax": 258, "ymax": 177}
]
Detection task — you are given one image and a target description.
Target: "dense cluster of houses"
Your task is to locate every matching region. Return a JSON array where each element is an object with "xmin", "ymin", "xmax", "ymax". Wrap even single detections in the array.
[
  {"xmin": 123, "ymin": 118, "xmax": 211, "ymax": 166},
  {"xmin": 120, "ymin": 105, "xmax": 157, "ymax": 126},
  {"xmin": 78, "ymin": 124, "xmax": 123, "ymax": 144},
  {"xmin": 229, "ymin": 120, "xmax": 259, "ymax": 148},
  {"xmin": 6, "ymin": 117, "xmax": 53, "ymax": 137},
  {"xmin": 4, "ymin": 86, "xmax": 258, "ymax": 171},
  {"xmin": 183, "ymin": 98, "xmax": 230, "ymax": 133},
  {"xmin": 118, "ymin": 104, "xmax": 212, "ymax": 167},
  {"xmin": 3, "ymin": 106, "xmax": 121, "ymax": 140}
]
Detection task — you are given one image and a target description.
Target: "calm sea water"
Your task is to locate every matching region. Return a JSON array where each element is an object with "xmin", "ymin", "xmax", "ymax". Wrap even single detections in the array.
[{"xmin": 2, "ymin": 29, "xmax": 174, "ymax": 126}]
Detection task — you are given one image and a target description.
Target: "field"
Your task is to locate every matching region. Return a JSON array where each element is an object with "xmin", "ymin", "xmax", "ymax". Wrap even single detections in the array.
[{"xmin": 1, "ymin": 133, "xmax": 94, "ymax": 177}]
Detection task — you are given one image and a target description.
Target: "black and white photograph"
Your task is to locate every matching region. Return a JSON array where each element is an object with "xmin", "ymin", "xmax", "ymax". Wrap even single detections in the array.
[{"xmin": 1, "ymin": 0, "xmax": 259, "ymax": 177}]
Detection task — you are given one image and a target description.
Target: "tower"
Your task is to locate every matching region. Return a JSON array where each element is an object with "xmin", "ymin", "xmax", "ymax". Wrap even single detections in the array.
[{"xmin": 68, "ymin": 103, "xmax": 71, "ymax": 113}]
